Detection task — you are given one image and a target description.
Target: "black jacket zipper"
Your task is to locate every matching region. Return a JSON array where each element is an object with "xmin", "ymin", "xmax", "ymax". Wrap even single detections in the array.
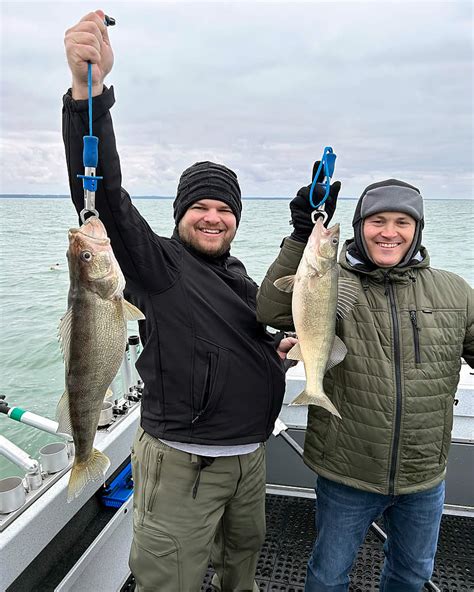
[
  {"xmin": 386, "ymin": 275, "xmax": 403, "ymax": 495},
  {"xmin": 409, "ymin": 310, "xmax": 421, "ymax": 364}
]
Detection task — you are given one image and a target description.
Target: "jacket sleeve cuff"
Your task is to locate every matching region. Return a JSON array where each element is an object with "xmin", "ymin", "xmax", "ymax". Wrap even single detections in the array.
[
  {"xmin": 62, "ymin": 85, "xmax": 115, "ymax": 121},
  {"xmin": 280, "ymin": 236, "xmax": 307, "ymax": 256}
]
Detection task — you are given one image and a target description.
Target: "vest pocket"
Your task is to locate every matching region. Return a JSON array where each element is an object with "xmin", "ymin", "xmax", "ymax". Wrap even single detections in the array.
[
  {"xmin": 439, "ymin": 398, "xmax": 454, "ymax": 465},
  {"xmin": 409, "ymin": 310, "xmax": 421, "ymax": 365},
  {"xmin": 322, "ymin": 414, "xmax": 341, "ymax": 457}
]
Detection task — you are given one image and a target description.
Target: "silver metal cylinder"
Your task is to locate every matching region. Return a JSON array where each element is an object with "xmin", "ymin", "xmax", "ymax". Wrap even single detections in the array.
[
  {"xmin": 98, "ymin": 401, "xmax": 114, "ymax": 427},
  {"xmin": 39, "ymin": 442, "xmax": 69, "ymax": 474},
  {"xmin": 128, "ymin": 335, "xmax": 142, "ymax": 387},
  {"xmin": 110, "ymin": 379, "xmax": 122, "ymax": 405},
  {"xmin": 0, "ymin": 476, "xmax": 26, "ymax": 514},
  {"xmin": 120, "ymin": 344, "xmax": 133, "ymax": 395},
  {"xmin": 26, "ymin": 469, "xmax": 43, "ymax": 491}
]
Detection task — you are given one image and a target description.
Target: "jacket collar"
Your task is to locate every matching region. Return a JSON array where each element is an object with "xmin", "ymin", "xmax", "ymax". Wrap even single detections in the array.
[{"xmin": 340, "ymin": 239, "xmax": 430, "ymax": 283}]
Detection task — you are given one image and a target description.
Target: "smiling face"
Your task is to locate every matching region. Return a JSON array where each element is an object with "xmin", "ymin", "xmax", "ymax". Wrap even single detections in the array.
[
  {"xmin": 363, "ymin": 211, "xmax": 416, "ymax": 267},
  {"xmin": 178, "ymin": 199, "xmax": 237, "ymax": 257}
]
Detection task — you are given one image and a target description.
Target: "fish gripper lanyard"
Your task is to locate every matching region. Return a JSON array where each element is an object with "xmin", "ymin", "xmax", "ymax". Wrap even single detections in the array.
[
  {"xmin": 77, "ymin": 15, "xmax": 115, "ymax": 223},
  {"xmin": 308, "ymin": 146, "xmax": 337, "ymax": 220}
]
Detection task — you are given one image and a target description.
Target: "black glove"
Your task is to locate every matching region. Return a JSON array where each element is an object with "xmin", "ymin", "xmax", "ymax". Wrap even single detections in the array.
[{"xmin": 290, "ymin": 161, "xmax": 341, "ymax": 243}]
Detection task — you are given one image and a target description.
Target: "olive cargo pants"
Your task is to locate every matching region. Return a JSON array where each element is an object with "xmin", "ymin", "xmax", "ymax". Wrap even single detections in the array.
[{"xmin": 129, "ymin": 427, "xmax": 264, "ymax": 591}]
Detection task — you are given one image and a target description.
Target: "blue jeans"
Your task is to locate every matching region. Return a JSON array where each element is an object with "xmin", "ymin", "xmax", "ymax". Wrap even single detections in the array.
[{"xmin": 305, "ymin": 476, "xmax": 445, "ymax": 592}]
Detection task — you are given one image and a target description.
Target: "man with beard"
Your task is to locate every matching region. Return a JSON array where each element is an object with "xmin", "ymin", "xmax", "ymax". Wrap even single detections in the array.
[
  {"xmin": 257, "ymin": 179, "xmax": 473, "ymax": 591},
  {"xmin": 62, "ymin": 9, "xmax": 341, "ymax": 592}
]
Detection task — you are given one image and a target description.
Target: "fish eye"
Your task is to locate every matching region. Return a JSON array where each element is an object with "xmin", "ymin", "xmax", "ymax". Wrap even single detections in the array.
[
  {"xmin": 331, "ymin": 238, "xmax": 338, "ymax": 245},
  {"xmin": 80, "ymin": 251, "xmax": 92, "ymax": 262}
]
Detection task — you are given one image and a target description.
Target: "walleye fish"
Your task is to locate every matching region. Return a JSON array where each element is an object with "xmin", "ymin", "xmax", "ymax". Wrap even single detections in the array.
[
  {"xmin": 57, "ymin": 217, "xmax": 144, "ymax": 501},
  {"xmin": 274, "ymin": 218, "xmax": 358, "ymax": 416}
]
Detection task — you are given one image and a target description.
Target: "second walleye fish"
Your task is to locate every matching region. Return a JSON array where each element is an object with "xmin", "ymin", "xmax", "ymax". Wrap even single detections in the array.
[
  {"xmin": 274, "ymin": 218, "xmax": 358, "ymax": 417},
  {"xmin": 57, "ymin": 216, "xmax": 144, "ymax": 501}
]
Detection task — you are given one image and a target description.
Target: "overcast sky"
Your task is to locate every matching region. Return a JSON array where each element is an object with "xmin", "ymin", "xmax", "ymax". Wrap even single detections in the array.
[{"xmin": 1, "ymin": 1, "xmax": 472, "ymax": 198}]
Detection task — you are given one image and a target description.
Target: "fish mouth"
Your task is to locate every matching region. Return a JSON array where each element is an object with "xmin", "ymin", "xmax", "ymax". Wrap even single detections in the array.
[
  {"xmin": 69, "ymin": 217, "xmax": 110, "ymax": 246},
  {"xmin": 312, "ymin": 217, "xmax": 339, "ymax": 250},
  {"xmin": 316, "ymin": 216, "xmax": 340, "ymax": 236}
]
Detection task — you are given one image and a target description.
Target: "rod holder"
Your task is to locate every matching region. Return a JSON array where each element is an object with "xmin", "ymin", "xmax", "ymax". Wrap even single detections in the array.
[
  {"xmin": 0, "ymin": 435, "xmax": 39, "ymax": 473},
  {"xmin": 6, "ymin": 407, "xmax": 73, "ymax": 442}
]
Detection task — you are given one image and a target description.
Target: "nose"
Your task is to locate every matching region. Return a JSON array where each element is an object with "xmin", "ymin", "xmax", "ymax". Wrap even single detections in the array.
[
  {"xmin": 380, "ymin": 222, "xmax": 398, "ymax": 238},
  {"xmin": 203, "ymin": 209, "xmax": 221, "ymax": 224}
]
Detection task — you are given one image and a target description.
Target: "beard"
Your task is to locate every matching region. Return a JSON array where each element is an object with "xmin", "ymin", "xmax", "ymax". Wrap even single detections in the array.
[{"xmin": 178, "ymin": 224, "xmax": 236, "ymax": 258}]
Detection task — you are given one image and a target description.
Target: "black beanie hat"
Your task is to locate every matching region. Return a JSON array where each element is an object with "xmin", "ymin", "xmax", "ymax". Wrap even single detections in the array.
[
  {"xmin": 352, "ymin": 179, "xmax": 424, "ymax": 268},
  {"xmin": 173, "ymin": 161, "xmax": 242, "ymax": 226}
]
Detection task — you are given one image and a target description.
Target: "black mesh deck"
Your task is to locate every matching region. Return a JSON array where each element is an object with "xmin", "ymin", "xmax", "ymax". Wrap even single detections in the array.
[
  {"xmin": 123, "ymin": 493, "xmax": 473, "ymax": 591},
  {"xmin": 202, "ymin": 494, "xmax": 474, "ymax": 592}
]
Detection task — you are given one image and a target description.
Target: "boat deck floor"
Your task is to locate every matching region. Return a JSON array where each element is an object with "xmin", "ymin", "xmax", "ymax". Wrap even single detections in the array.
[
  {"xmin": 123, "ymin": 493, "xmax": 474, "ymax": 591},
  {"xmin": 202, "ymin": 494, "xmax": 473, "ymax": 592}
]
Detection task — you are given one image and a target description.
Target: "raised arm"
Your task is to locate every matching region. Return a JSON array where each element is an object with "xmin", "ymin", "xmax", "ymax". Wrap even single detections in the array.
[
  {"xmin": 62, "ymin": 10, "xmax": 179, "ymax": 292},
  {"xmin": 256, "ymin": 163, "xmax": 341, "ymax": 330}
]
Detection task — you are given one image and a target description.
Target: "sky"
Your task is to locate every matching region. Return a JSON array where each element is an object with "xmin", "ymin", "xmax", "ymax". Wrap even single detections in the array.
[{"xmin": 0, "ymin": 1, "xmax": 473, "ymax": 199}]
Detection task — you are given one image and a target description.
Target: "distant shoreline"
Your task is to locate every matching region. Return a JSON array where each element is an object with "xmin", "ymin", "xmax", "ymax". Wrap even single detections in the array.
[
  {"xmin": 0, "ymin": 194, "xmax": 357, "ymax": 201},
  {"xmin": 0, "ymin": 194, "xmax": 469, "ymax": 201}
]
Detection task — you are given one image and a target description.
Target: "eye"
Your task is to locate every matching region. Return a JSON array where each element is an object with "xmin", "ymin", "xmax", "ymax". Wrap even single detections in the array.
[
  {"xmin": 80, "ymin": 251, "xmax": 92, "ymax": 262},
  {"xmin": 331, "ymin": 238, "xmax": 338, "ymax": 245}
]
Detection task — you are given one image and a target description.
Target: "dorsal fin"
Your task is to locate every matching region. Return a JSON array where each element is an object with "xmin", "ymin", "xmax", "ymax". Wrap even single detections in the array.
[
  {"xmin": 337, "ymin": 277, "xmax": 359, "ymax": 319},
  {"xmin": 58, "ymin": 308, "xmax": 73, "ymax": 373}
]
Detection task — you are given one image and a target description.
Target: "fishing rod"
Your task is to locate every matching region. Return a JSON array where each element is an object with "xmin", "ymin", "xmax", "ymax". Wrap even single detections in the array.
[{"xmin": 77, "ymin": 15, "xmax": 116, "ymax": 224}]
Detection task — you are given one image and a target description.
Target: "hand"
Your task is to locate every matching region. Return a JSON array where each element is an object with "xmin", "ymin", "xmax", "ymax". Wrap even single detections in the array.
[
  {"xmin": 276, "ymin": 336, "xmax": 298, "ymax": 360},
  {"xmin": 64, "ymin": 9, "xmax": 114, "ymax": 100},
  {"xmin": 290, "ymin": 161, "xmax": 341, "ymax": 242}
]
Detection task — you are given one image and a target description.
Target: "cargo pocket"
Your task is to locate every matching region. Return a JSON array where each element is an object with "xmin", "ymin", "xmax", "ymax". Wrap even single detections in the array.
[
  {"xmin": 129, "ymin": 526, "xmax": 181, "ymax": 591},
  {"xmin": 132, "ymin": 430, "xmax": 165, "ymax": 525},
  {"xmin": 192, "ymin": 340, "xmax": 229, "ymax": 424}
]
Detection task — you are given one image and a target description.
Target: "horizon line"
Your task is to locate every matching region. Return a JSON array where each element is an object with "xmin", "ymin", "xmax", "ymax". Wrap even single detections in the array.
[{"xmin": 0, "ymin": 194, "xmax": 471, "ymax": 201}]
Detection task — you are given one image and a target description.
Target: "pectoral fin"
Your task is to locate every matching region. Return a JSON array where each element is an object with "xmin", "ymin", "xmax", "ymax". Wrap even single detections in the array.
[
  {"xmin": 287, "ymin": 341, "xmax": 303, "ymax": 361},
  {"xmin": 123, "ymin": 299, "xmax": 145, "ymax": 321},
  {"xmin": 274, "ymin": 275, "xmax": 296, "ymax": 293},
  {"xmin": 325, "ymin": 335, "xmax": 348, "ymax": 372}
]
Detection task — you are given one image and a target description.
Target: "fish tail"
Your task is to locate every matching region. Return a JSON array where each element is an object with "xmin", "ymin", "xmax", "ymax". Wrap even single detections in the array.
[
  {"xmin": 66, "ymin": 449, "xmax": 111, "ymax": 503},
  {"xmin": 289, "ymin": 390, "xmax": 342, "ymax": 419}
]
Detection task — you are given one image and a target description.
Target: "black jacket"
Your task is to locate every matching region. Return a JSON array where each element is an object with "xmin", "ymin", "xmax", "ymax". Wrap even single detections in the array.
[{"xmin": 62, "ymin": 86, "xmax": 285, "ymax": 444}]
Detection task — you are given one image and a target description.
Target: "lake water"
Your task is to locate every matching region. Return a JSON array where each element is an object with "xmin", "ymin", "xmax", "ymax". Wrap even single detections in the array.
[{"xmin": 0, "ymin": 196, "xmax": 472, "ymax": 478}]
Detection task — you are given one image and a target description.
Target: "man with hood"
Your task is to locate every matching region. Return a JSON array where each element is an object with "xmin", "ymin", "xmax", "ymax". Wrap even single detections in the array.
[
  {"xmin": 62, "ymin": 10, "xmax": 342, "ymax": 592},
  {"xmin": 257, "ymin": 174, "xmax": 473, "ymax": 591}
]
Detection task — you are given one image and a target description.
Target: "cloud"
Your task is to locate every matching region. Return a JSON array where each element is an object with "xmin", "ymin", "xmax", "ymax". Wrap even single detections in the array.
[{"xmin": 1, "ymin": 1, "xmax": 472, "ymax": 198}]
